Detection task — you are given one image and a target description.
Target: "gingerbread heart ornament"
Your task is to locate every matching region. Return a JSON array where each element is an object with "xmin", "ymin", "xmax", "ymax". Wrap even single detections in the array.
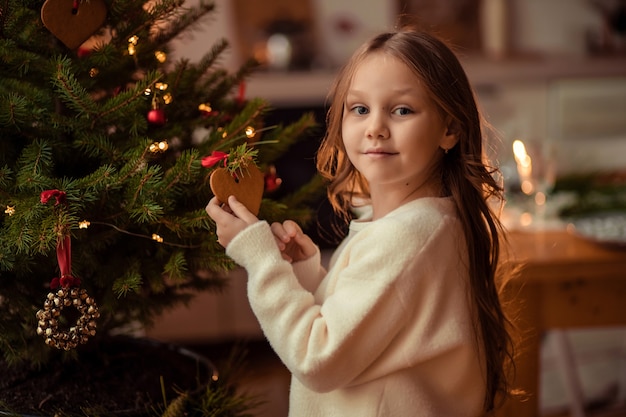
[
  {"xmin": 210, "ymin": 164, "xmax": 264, "ymax": 216},
  {"xmin": 41, "ymin": 0, "xmax": 107, "ymax": 50}
]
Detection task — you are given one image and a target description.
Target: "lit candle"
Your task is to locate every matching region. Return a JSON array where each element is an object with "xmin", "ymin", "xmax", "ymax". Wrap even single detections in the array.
[{"xmin": 512, "ymin": 140, "xmax": 534, "ymax": 195}]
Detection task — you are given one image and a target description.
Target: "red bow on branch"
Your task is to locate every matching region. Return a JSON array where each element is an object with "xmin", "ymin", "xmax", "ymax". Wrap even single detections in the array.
[
  {"xmin": 201, "ymin": 151, "xmax": 229, "ymax": 168},
  {"xmin": 40, "ymin": 189, "xmax": 66, "ymax": 205}
]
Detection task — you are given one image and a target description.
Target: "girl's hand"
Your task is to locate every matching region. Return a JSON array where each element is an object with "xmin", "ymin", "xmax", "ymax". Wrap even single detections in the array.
[
  {"xmin": 270, "ymin": 220, "xmax": 316, "ymax": 263},
  {"xmin": 206, "ymin": 195, "xmax": 259, "ymax": 247}
]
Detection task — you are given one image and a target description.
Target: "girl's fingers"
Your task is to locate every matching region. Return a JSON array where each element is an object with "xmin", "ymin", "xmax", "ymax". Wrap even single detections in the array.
[
  {"xmin": 272, "ymin": 234, "xmax": 286, "ymax": 251},
  {"xmin": 205, "ymin": 197, "xmax": 229, "ymax": 221},
  {"xmin": 227, "ymin": 196, "xmax": 258, "ymax": 224},
  {"xmin": 270, "ymin": 222, "xmax": 290, "ymax": 243},
  {"xmin": 282, "ymin": 220, "xmax": 302, "ymax": 237}
]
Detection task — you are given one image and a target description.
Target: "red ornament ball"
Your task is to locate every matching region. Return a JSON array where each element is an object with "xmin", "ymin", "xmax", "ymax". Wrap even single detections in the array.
[{"xmin": 147, "ymin": 108, "xmax": 166, "ymax": 126}]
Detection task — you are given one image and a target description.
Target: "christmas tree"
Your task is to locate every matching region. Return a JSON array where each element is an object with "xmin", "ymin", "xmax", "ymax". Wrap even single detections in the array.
[{"xmin": 0, "ymin": 0, "xmax": 320, "ymax": 414}]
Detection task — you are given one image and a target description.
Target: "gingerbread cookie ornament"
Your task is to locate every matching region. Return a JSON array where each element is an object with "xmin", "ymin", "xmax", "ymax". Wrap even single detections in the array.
[
  {"xmin": 203, "ymin": 148, "xmax": 265, "ymax": 216},
  {"xmin": 41, "ymin": 0, "xmax": 108, "ymax": 50},
  {"xmin": 210, "ymin": 163, "xmax": 264, "ymax": 216}
]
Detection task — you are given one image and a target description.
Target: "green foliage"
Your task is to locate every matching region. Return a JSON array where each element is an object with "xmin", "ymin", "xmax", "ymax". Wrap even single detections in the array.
[
  {"xmin": 0, "ymin": 0, "xmax": 321, "ymax": 413},
  {"xmin": 554, "ymin": 172, "xmax": 626, "ymax": 217}
]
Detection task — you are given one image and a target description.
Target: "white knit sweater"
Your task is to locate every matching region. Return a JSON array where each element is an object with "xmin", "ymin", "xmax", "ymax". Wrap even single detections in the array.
[{"xmin": 226, "ymin": 197, "xmax": 486, "ymax": 417}]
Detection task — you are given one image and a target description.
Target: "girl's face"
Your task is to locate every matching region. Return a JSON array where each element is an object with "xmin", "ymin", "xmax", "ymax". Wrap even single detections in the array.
[{"xmin": 342, "ymin": 51, "xmax": 457, "ymax": 201}]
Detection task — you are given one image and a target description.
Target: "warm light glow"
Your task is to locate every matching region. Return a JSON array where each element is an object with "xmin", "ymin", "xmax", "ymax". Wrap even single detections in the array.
[
  {"xmin": 151, "ymin": 233, "xmax": 163, "ymax": 243},
  {"xmin": 155, "ymin": 82, "xmax": 168, "ymax": 91},
  {"xmin": 198, "ymin": 103, "xmax": 212, "ymax": 113},
  {"xmin": 4, "ymin": 206, "xmax": 15, "ymax": 216},
  {"xmin": 89, "ymin": 68, "xmax": 99, "ymax": 77},
  {"xmin": 128, "ymin": 36, "xmax": 139, "ymax": 56},
  {"xmin": 79, "ymin": 220, "xmax": 90, "ymax": 229},
  {"xmin": 520, "ymin": 212, "xmax": 533, "ymax": 227},
  {"xmin": 513, "ymin": 140, "xmax": 532, "ymax": 171},
  {"xmin": 154, "ymin": 50, "xmax": 167, "ymax": 63},
  {"xmin": 162, "ymin": 93, "xmax": 172, "ymax": 104},
  {"xmin": 535, "ymin": 191, "xmax": 546, "ymax": 206},
  {"xmin": 144, "ymin": 88, "xmax": 152, "ymax": 96},
  {"xmin": 245, "ymin": 126, "xmax": 256, "ymax": 138},
  {"xmin": 513, "ymin": 139, "xmax": 533, "ymax": 194},
  {"xmin": 521, "ymin": 180, "xmax": 534, "ymax": 195},
  {"xmin": 149, "ymin": 141, "xmax": 168, "ymax": 153}
]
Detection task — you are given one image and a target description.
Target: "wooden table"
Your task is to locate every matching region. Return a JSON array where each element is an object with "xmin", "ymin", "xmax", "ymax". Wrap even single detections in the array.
[{"xmin": 496, "ymin": 229, "xmax": 626, "ymax": 417}]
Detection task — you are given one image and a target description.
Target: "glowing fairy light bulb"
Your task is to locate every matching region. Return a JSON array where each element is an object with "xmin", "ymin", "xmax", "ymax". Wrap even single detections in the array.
[
  {"xmin": 154, "ymin": 50, "xmax": 167, "ymax": 63},
  {"xmin": 128, "ymin": 36, "xmax": 139, "ymax": 55},
  {"xmin": 198, "ymin": 103, "xmax": 212, "ymax": 113}
]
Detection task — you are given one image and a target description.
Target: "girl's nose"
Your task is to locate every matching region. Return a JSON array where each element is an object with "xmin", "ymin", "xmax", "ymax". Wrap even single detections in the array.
[{"xmin": 365, "ymin": 112, "xmax": 389, "ymax": 139}]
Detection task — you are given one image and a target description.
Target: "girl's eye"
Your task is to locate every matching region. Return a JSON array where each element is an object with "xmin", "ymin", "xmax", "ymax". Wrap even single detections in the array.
[
  {"xmin": 393, "ymin": 107, "xmax": 412, "ymax": 116},
  {"xmin": 352, "ymin": 106, "xmax": 368, "ymax": 115}
]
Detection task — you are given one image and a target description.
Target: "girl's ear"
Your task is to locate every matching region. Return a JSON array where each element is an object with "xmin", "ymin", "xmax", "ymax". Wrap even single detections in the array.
[{"xmin": 441, "ymin": 121, "xmax": 459, "ymax": 151}]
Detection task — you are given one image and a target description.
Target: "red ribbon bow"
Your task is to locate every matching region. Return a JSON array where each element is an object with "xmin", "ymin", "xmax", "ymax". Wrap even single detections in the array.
[
  {"xmin": 201, "ymin": 151, "xmax": 229, "ymax": 168},
  {"xmin": 40, "ymin": 189, "xmax": 66, "ymax": 205},
  {"xmin": 40, "ymin": 190, "xmax": 80, "ymax": 289}
]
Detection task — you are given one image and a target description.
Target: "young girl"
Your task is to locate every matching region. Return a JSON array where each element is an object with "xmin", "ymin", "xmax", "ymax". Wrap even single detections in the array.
[{"xmin": 207, "ymin": 27, "xmax": 513, "ymax": 417}]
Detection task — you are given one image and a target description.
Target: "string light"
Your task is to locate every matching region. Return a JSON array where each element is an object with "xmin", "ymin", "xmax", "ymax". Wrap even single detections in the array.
[
  {"xmin": 79, "ymin": 220, "xmax": 90, "ymax": 229},
  {"xmin": 144, "ymin": 88, "xmax": 152, "ymax": 96},
  {"xmin": 162, "ymin": 93, "xmax": 172, "ymax": 104},
  {"xmin": 149, "ymin": 140, "xmax": 169, "ymax": 153},
  {"xmin": 4, "ymin": 206, "xmax": 15, "ymax": 216},
  {"xmin": 128, "ymin": 35, "xmax": 139, "ymax": 55},
  {"xmin": 245, "ymin": 126, "xmax": 256, "ymax": 138},
  {"xmin": 155, "ymin": 82, "xmax": 168, "ymax": 91},
  {"xmin": 77, "ymin": 220, "xmax": 198, "ymax": 248},
  {"xmin": 154, "ymin": 51, "xmax": 167, "ymax": 63},
  {"xmin": 198, "ymin": 103, "xmax": 212, "ymax": 113},
  {"xmin": 89, "ymin": 68, "xmax": 99, "ymax": 77}
]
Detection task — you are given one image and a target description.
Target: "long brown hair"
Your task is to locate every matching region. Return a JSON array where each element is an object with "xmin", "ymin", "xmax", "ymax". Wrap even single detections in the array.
[{"xmin": 317, "ymin": 28, "xmax": 514, "ymax": 412}]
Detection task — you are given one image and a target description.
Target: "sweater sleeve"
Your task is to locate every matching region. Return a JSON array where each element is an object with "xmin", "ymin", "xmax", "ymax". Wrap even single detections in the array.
[{"xmin": 226, "ymin": 211, "xmax": 470, "ymax": 393}]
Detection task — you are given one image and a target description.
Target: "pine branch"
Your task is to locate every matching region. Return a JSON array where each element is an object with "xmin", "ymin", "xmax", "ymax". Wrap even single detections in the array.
[
  {"xmin": 280, "ymin": 174, "xmax": 327, "ymax": 209},
  {"xmin": 0, "ymin": 39, "xmax": 52, "ymax": 79},
  {"xmin": 95, "ymin": 70, "xmax": 163, "ymax": 126},
  {"xmin": 0, "ymin": 0, "xmax": 9, "ymax": 36},
  {"xmin": 15, "ymin": 139, "xmax": 54, "ymax": 190},
  {"xmin": 197, "ymin": 38, "xmax": 230, "ymax": 77},
  {"xmin": 209, "ymin": 98, "xmax": 268, "ymax": 150},
  {"xmin": 257, "ymin": 112, "xmax": 318, "ymax": 163},
  {"xmin": 151, "ymin": 0, "xmax": 216, "ymax": 46},
  {"xmin": 51, "ymin": 56, "xmax": 99, "ymax": 117}
]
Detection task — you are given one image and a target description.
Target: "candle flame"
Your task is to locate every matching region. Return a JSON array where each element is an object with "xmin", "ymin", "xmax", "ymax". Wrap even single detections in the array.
[{"xmin": 512, "ymin": 140, "xmax": 534, "ymax": 194}]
